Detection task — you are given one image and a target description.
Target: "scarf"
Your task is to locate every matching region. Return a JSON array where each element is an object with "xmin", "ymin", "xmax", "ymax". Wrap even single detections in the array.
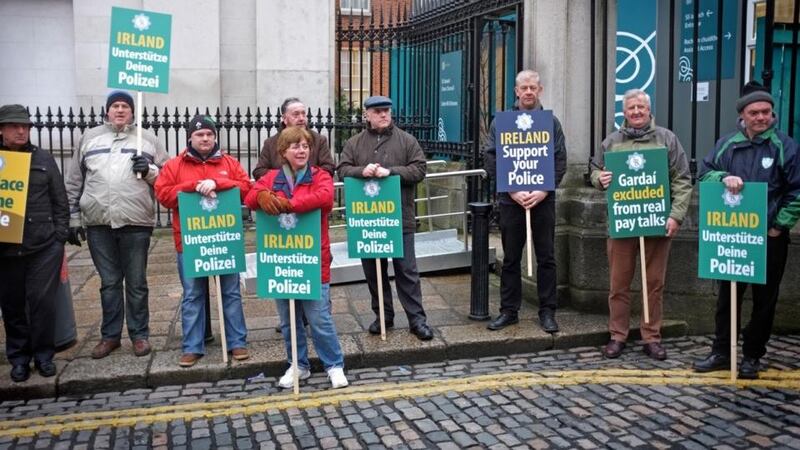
[{"xmin": 272, "ymin": 164, "xmax": 312, "ymax": 199}]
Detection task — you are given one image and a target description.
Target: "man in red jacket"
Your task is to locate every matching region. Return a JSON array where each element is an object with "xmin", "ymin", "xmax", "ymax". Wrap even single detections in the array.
[{"xmin": 154, "ymin": 115, "xmax": 252, "ymax": 367}]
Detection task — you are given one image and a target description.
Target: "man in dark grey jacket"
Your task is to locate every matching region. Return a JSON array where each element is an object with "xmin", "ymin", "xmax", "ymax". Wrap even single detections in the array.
[{"xmin": 337, "ymin": 96, "xmax": 433, "ymax": 341}]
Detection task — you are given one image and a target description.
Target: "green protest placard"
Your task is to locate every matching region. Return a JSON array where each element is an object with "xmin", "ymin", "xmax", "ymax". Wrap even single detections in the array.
[
  {"xmin": 178, "ymin": 189, "xmax": 245, "ymax": 278},
  {"xmin": 255, "ymin": 210, "xmax": 321, "ymax": 301},
  {"xmin": 698, "ymin": 182, "xmax": 767, "ymax": 284},
  {"xmin": 107, "ymin": 7, "xmax": 172, "ymax": 93},
  {"xmin": 605, "ymin": 148, "xmax": 671, "ymax": 238},
  {"xmin": 0, "ymin": 151, "xmax": 31, "ymax": 244},
  {"xmin": 344, "ymin": 176, "xmax": 404, "ymax": 259}
]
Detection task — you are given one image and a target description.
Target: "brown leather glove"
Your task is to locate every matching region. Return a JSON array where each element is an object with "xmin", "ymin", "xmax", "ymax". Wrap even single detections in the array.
[
  {"xmin": 275, "ymin": 195, "xmax": 293, "ymax": 213},
  {"xmin": 257, "ymin": 190, "xmax": 280, "ymax": 215}
]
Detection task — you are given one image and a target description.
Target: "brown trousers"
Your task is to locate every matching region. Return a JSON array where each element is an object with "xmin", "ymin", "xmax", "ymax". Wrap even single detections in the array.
[{"xmin": 607, "ymin": 236, "xmax": 671, "ymax": 343}]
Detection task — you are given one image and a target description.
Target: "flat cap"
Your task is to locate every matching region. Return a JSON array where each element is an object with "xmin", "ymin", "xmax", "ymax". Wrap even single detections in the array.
[
  {"xmin": 363, "ymin": 95, "xmax": 393, "ymax": 109},
  {"xmin": 0, "ymin": 104, "xmax": 32, "ymax": 125}
]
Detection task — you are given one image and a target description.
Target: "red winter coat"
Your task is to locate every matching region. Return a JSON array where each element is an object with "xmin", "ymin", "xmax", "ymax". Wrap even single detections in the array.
[
  {"xmin": 155, "ymin": 147, "xmax": 251, "ymax": 252},
  {"xmin": 244, "ymin": 167, "xmax": 333, "ymax": 283}
]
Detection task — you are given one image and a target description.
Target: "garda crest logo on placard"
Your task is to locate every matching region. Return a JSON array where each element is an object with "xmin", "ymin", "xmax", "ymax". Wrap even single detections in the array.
[
  {"xmin": 626, "ymin": 152, "xmax": 646, "ymax": 171},
  {"xmin": 722, "ymin": 190, "xmax": 742, "ymax": 208},
  {"xmin": 132, "ymin": 13, "xmax": 151, "ymax": 31},
  {"xmin": 515, "ymin": 113, "xmax": 533, "ymax": 131},
  {"xmin": 278, "ymin": 213, "xmax": 298, "ymax": 231},
  {"xmin": 363, "ymin": 180, "xmax": 381, "ymax": 198},
  {"xmin": 200, "ymin": 195, "xmax": 218, "ymax": 212}
]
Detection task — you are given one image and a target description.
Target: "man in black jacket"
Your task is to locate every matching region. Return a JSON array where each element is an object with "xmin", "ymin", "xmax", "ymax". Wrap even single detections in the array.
[{"xmin": 0, "ymin": 104, "xmax": 69, "ymax": 382}]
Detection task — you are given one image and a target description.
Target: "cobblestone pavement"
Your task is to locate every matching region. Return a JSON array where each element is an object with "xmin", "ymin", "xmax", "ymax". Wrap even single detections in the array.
[{"xmin": 1, "ymin": 335, "xmax": 799, "ymax": 449}]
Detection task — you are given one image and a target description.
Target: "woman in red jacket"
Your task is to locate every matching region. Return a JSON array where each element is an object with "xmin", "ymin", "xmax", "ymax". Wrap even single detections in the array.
[
  {"xmin": 155, "ymin": 115, "xmax": 251, "ymax": 368},
  {"xmin": 244, "ymin": 126, "xmax": 348, "ymax": 389}
]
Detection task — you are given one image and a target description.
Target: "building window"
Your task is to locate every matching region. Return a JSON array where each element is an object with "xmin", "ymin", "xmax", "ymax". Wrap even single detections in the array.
[
  {"xmin": 340, "ymin": 48, "xmax": 371, "ymax": 108},
  {"xmin": 340, "ymin": 0, "xmax": 371, "ymax": 15}
]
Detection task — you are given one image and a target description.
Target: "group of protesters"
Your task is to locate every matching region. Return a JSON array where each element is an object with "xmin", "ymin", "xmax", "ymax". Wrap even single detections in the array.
[
  {"xmin": 0, "ymin": 92, "xmax": 431, "ymax": 390},
  {"xmin": 489, "ymin": 70, "xmax": 799, "ymax": 381},
  {"xmin": 1, "ymin": 68, "xmax": 797, "ymax": 388}
]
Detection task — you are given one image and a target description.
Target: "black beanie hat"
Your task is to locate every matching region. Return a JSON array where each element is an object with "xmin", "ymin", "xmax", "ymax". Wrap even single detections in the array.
[
  {"xmin": 106, "ymin": 90, "xmax": 134, "ymax": 111},
  {"xmin": 736, "ymin": 81, "xmax": 774, "ymax": 113},
  {"xmin": 187, "ymin": 115, "xmax": 217, "ymax": 137}
]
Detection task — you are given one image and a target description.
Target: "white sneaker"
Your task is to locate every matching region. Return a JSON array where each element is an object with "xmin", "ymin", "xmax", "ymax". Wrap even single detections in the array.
[
  {"xmin": 278, "ymin": 365, "xmax": 311, "ymax": 389},
  {"xmin": 327, "ymin": 367, "xmax": 349, "ymax": 389}
]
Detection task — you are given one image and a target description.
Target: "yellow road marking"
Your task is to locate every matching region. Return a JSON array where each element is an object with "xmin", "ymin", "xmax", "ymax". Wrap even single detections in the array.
[{"xmin": 2, "ymin": 368, "xmax": 799, "ymax": 438}]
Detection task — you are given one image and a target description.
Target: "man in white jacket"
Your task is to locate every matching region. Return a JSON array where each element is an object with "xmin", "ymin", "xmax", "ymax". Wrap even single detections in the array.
[{"xmin": 64, "ymin": 91, "xmax": 168, "ymax": 359}]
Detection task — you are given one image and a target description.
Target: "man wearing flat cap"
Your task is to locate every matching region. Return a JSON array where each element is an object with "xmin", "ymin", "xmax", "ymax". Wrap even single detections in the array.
[
  {"xmin": 252, "ymin": 97, "xmax": 335, "ymax": 180},
  {"xmin": 337, "ymin": 95, "xmax": 434, "ymax": 341},
  {"xmin": 64, "ymin": 90, "xmax": 168, "ymax": 359},
  {"xmin": 0, "ymin": 104, "xmax": 69, "ymax": 382},
  {"xmin": 694, "ymin": 80, "xmax": 800, "ymax": 379}
]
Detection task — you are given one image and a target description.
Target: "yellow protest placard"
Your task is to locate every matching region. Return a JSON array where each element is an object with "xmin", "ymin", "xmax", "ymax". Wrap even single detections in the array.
[{"xmin": 0, "ymin": 150, "xmax": 32, "ymax": 244}]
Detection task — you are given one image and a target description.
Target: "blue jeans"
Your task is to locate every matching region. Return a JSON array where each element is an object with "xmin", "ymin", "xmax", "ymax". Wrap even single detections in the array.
[
  {"xmin": 177, "ymin": 254, "xmax": 247, "ymax": 354},
  {"xmin": 275, "ymin": 284, "xmax": 344, "ymax": 370},
  {"xmin": 86, "ymin": 225, "xmax": 151, "ymax": 341}
]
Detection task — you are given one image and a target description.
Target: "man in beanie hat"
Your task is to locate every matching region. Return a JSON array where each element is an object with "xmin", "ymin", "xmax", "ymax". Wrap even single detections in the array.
[
  {"xmin": 337, "ymin": 95, "xmax": 434, "ymax": 341},
  {"xmin": 155, "ymin": 115, "xmax": 251, "ymax": 367},
  {"xmin": 64, "ymin": 91, "xmax": 168, "ymax": 359},
  {"xmin": 0, "ymin": 104, "xmax": 69, "ymax": 381},
  {"xmin": 252, "ymin": 97, "xmax": 334, "ymax": 180},
  {"xmin": 694, "ymin": 80, "xmax": 800, "ymax": 379}
]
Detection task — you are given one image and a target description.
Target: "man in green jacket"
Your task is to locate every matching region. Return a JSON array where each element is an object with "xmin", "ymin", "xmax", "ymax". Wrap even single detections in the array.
[{"xmin": 590, "ymin": 89, "xmax": 692, "ymax": 360}]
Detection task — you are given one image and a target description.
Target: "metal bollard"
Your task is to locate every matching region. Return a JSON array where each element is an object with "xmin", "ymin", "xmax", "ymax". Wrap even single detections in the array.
[{"xmin": 468, "ymin": 202, "xmax": 493, "ymax": 321}]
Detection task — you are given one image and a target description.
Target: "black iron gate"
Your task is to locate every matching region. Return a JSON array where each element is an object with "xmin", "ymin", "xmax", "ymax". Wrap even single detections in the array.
[{"xmin": 335, "ymin": 0, "xmax": 524, "ymax": 182}]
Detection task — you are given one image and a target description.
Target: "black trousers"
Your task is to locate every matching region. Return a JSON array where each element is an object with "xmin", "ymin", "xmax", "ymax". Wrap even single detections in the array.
[
  {"xmin": 711, "ymin": 232, "xmax": 789, "ymax": 359},
  {"xmin": 361, "ymin": 232, "xmax": 427, "ymax": 328},
  {"xmin": 0, "ymin": 243, "xmax": 63, "ymax": 366},
  {"xmin": 498, "ymin": 198, "xmax": 557, "ymax": 317}
]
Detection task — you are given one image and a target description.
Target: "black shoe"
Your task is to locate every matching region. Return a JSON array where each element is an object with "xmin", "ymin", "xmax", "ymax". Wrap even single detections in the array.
[
  {"xmin": 739, "ymin": 357, "xmax": 761, "ymax": 380},
  {"xmin": 204, "ymin": 334, "xmax": 215, "ymax": 343},
  {"xmin": 35, "ymin": 360, "xmax": 56, "ymax": 377},
  {"xmin": 539, "ymin": 312, "xmax": 559, "ymax": 333},
  {"xmin": 693, "ymin": 352, "xmax": 730, "ymax": 373},
  {"xmin": 410, "ymin": 323, "xmax": 433, "ymax": 341},
  {"xmin": 10, "ymin": 364, "xmax": 30, "ymax": 383},
  {"xmin": 368, "ymin": 319, "xmax": 394, "ymax": 335},
  {"xmin": 487, "ymin": 313, "xmax": 518, "ymax": 331}
]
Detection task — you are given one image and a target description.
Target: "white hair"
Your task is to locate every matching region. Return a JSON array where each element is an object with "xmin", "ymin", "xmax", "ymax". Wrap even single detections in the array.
[
  {"xmin": 515, "ymin": 70, "xmax": 541, "ymax": 86},
  {"xmin": 623, "ymin": 89, "xmax": 651, "ymax": 108}
]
